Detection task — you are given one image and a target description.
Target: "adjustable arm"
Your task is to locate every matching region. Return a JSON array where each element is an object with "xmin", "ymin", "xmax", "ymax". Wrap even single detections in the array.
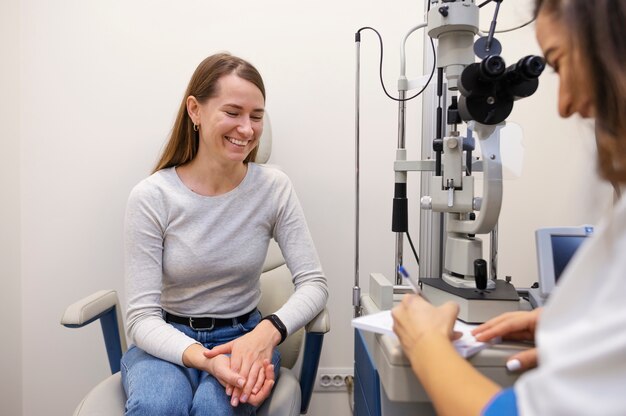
[{"xmin": 447, "ymin": 122, "xmax": 504, "ymax": 235}]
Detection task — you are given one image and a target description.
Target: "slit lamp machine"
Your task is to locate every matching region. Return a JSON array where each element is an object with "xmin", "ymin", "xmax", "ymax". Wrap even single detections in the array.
[{"xmin": 353, "ymin": 0, "xmax": 545, "ymax": 323}]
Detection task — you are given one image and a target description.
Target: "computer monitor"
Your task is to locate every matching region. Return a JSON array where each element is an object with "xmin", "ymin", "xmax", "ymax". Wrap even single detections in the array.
[{"xmin": 529, "ymin": 225, "xmax": 594, "ymax": 307}]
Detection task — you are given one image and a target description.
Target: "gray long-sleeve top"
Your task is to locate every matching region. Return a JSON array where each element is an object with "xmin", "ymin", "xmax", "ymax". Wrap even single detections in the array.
[{"xmin": 124, "ymin": 163, "xmax": 328, "ymax": 366}]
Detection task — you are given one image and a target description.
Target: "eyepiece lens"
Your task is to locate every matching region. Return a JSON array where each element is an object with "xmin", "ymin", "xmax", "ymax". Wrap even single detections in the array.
[
  {"xmin": 481, "ymin": 55, "xmax": 505, "ymax": 78},
  {"xmin": 521, "ymin": 56, "xmax": 545, "ymax": 78}
]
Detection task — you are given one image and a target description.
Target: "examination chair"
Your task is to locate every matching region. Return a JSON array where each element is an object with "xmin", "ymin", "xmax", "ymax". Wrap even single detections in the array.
[
  {"xmin": 61, "ymin": 240, "xmax": 330, "ymax": 416},
  {"xmin": 60, "ymin": 120, "xmax": 330, "ymax": 415}
]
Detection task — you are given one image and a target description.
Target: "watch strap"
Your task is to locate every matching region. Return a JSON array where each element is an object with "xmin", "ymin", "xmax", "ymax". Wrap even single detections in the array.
[{"xmin": 262, "ymin": 314, "xmax": 288, "ymax": 345}]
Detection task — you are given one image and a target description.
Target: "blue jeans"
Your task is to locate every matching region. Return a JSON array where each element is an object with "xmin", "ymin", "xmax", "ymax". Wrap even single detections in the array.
[{"xmin": 121, "ymin": 310, "xmax": 281, "ymax": 416}]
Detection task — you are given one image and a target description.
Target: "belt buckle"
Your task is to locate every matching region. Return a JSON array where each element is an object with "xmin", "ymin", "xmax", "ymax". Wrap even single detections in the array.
[{"xmin": 189, "ymin": 317, "xmax": 215, "ymax": 331}]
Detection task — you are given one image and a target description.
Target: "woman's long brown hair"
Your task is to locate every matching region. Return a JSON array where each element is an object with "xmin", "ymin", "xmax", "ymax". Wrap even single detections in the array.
[{"xmin": 535, "ymin": 0, "xmax": 626, "ymax": 184}]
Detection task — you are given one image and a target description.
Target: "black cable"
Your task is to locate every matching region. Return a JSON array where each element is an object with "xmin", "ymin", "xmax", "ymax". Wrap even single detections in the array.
[
  {"xmin": 405, "ymin": 229, "xmax": 420, "ymax": 266},
  {"xmin": 357, "ymin": 26, "xmax": 437, "ymax": 102},
  {"xmin": 478, "ymin": 0, "xmax": 536, "ymax": 33},
  {"xmin": 483, "ymin": 17, "xmax": 536, "ymax": 34}
]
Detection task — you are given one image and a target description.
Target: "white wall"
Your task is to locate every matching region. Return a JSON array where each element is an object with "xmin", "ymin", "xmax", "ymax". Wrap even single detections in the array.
[
  {"xmin": 1, "ymin": 0, "xmax": 22, "ymax": 415},
  {"xmin": 12, "ymin": 1, "xmax": 612, "ymax": 415}
]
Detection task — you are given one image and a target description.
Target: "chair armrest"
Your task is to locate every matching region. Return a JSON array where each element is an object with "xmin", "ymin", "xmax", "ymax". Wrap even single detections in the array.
[
  {"xmin": 299, "ymin": 307, "xmax": 329, "ymax": 413},
  {"xmin": 61, "ymin": 290, "xmax": 119, "ymax": 327},
  {"xmin": 60, "ymin": 290, "xmax": 126, "ymax": 374},
  {"xmin": 305, "ymin": 308, "xmax": 330, "ymax": 334}
]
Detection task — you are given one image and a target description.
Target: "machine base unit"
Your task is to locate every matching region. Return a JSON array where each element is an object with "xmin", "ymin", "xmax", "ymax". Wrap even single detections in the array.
[
  {"xmin": 421, "ymin": 277, "xmax": 520, "ymax": 323},
  {"xmin": 354, "ymin": 329, "xmax": 438, "ymax": 416}
]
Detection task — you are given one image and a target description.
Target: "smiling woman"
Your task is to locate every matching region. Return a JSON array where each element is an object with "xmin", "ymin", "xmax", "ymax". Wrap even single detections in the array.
[
  {"xmin": 155, "ymin": 53, "xmax": 266, "ymax": 174},
  {"xmin": 180, "ymin": 73, "xmax": 266, "ymax": 196},
  {"xmin": 121, "ymin": 52, "xmax": 328, "ymax": 415}
]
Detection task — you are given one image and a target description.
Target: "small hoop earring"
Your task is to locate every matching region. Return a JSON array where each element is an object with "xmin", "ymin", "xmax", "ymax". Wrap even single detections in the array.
[{"xmin": 193, "ymin": 124, "xmax": 199, "ymax": 132}]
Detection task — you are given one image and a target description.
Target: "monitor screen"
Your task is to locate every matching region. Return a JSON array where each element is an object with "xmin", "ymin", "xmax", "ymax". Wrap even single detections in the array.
[
  {"xmin": 535, "ymin": 225, "xmax": 593, "ymax": 298},
  {"xmin": 550, "ymin": 235, "xmax": 588, "ymax": 283}
]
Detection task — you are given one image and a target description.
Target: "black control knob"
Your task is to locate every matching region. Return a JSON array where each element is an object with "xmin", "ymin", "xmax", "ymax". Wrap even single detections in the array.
[
  {"xmin": 474, "ymin": 259, "xmax": 488, "ymax": 290},
  {"xmin": 433, "ymin": 138, "xmax": 444, "ymax": 152}
]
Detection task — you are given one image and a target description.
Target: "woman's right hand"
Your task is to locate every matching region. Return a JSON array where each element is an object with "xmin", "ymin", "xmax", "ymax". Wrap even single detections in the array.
[
  {"xmin": 213, "ymin": 356, "xmax": 275, "ymax": 407},
  {"xmin": 182, "ymin": 343, "xmax": 246, "ymax": 389},
  {"xmin": 183, "ymin": 343, "xmax": 275, "ymax": 406},
  {"xmin": 472, "ymin": 308, "xmax": 542, "ymax": 371}
]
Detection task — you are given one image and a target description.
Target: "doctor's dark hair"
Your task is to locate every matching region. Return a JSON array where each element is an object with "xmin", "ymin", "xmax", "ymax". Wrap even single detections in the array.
[
  {"xmin": 153, "ymin": 53, "xmax": 266, "ymax": 173},
  {"xmin": 535, "ymin": 0, "xmax": 626, "ymax": 184}
]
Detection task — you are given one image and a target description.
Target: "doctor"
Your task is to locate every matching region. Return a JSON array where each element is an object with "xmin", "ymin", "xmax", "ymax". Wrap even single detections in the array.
[{"xmin": 392, "ymin": 0, "xmax": 626, "ymax": 415}]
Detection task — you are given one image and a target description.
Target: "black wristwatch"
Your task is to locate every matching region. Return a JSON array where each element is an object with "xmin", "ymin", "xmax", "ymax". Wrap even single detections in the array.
[{"xmin": 262, "ymin": 314, "xmax": 288, "ymax": 345}]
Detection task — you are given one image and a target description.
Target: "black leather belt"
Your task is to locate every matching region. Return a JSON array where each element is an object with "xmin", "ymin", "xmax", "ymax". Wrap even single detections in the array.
[{"xmin": 165, "ymin": 309, "xmax": 256, "ymax": 331}]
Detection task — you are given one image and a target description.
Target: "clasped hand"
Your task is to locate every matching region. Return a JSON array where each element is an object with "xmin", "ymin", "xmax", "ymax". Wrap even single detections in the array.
[{"xmin": 203, "ymin": 320, "xmax": 280, "ymax": 407}]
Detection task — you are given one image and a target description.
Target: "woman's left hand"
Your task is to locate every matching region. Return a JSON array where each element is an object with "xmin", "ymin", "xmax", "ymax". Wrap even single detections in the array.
[
  {"xmin": 203, "ymin": 319, "xmax": 280, "ymax": 406},
  {"xmin": 391, "ymin": 294, "xmax": 459, "ymax": 362}
]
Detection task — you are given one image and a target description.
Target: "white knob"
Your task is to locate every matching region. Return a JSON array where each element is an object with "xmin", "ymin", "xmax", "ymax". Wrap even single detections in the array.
[
  {"xmin": 421, "ymin": 196, "xmax": 433, "ymax": 210},
  {"xmin": 473, "ymin": 197, "xmax": 482, "ymax": 211}
]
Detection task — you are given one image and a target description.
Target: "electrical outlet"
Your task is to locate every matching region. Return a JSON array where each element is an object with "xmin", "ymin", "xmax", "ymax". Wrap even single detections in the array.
[{"xmin": 315, "ymin": 367, "xmax": 354, "ymax": 391}]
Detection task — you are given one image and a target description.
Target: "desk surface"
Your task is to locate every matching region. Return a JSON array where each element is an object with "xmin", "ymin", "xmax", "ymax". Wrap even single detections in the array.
[{"xmin": 359, "ymin": 294, "xmax": 529, "ymax": 403}]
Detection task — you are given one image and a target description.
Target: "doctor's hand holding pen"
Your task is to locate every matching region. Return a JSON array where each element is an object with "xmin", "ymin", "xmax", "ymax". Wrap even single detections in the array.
[
  {"xmin": 391, "ymin": 293, "xmax": 502, "ymax": 416},
  {"xmin": 392, "ymin": 294, "xmax": 462, "ymax": 360},
  {"xmin": 393, "ymin": 266, "xmax": 463, "ymax": 353},
  {"xmin": 472, "ymin": 308, "xmax": 543, "ymax": 372}
]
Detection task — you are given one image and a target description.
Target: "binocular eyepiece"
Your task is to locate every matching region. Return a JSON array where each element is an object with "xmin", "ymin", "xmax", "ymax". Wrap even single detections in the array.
[
  {"xmin": 477, "ymin": 55, "xmax": 545, "ymax": 82},
  {"xmin": 507, "ymin": 55, "xmax": 546, "ymax": 81},
  {"xmin": 458, "ymin": 55, "xmax": 546, "ymax": 125}
]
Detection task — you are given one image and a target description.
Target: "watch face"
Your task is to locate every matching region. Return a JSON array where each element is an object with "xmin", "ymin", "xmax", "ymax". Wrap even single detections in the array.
[{"xmin": 264, "ymin": 314, "xmax": 287, "ymax": 343}]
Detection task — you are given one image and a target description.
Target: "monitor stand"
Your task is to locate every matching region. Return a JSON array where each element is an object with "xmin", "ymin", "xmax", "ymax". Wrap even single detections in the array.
[{"xmin": 526, "ymin": 287, "xmax": 546, "ymax": 309}]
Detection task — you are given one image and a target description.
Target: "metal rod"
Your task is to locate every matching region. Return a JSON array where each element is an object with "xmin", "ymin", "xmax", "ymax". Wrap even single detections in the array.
[
  {"xmin": 395, "ymin": 23, "xmax": 426, "ymax": 285},
  {"xmin": 395, "ymin": 88, "xmax": 407, "ymax": 285},
  {"xmin": 486, "ymin": 1, "xmax": 502, "ymax": 52},
  {"xmin": 419, "ymin": 26, "xmax": 445, "ymax": 280},
  {"xmin": 395, "ymin": 234, "xmax": 404, "ymax": 285},
  {"xmin": 354, "ymin": 36, "xmax": 362, "ymax": 317},
  {"xmin": 397, "ymin": 91, "xmax": 407, "ymax": 149},
  {"xmin": 490, "ymin": 222, "xmax": 498, "ymax": 281}
]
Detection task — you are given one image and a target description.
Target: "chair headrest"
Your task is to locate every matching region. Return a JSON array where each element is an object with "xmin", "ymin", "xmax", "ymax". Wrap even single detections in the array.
[
  {"xmin": 263, "ymin": 238, "xmax": 285, "ymax": 272},
  {"xmin": 256, "ymin": 112, "xmax": 272, "ymax": 164}
]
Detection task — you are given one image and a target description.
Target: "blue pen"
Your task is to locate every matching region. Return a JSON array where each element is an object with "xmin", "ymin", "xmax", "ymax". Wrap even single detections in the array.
[
  {"xmin": 398, "ymin": 265, "xmax": 420, "ymax": 294},
  {"xmin": 398, "ymin": 265, "xmax": 410, "ymax": 278}
]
